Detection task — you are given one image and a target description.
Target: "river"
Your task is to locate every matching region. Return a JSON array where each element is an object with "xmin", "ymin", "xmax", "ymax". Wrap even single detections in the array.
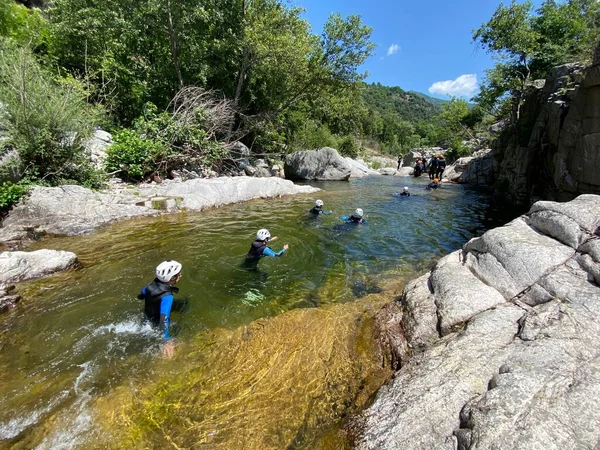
[{"xmin": 0, "ymin": 176, "xmax": 512, "ymax": 449}]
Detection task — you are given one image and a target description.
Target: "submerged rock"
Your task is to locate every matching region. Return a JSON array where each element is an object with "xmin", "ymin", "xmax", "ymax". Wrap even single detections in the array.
[
  {"xmin": 0, "ymin": 177, "xmax": 319, "ymax": 248},
  {"xmin": 353, "ymin": 194, "xmax": 600, "ymax": 449},
  {"xmin": 284, "ymin": 148, "xmax": 352, "ymax": 181}
]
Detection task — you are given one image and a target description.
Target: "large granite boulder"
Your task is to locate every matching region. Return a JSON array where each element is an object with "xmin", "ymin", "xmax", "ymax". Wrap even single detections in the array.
[
  {"xmin": 284, "ymin": 148, "xmax": 352, "ymax": 181},
  {"xmin": 378, "ymin": 168, "xmax": 397, "ymax": 176},
  {"xmin": 395, "ymin": 167, "xmax": 414, "ymax": 177},
  {"xmin": 0, "ymin": 177, "xmax": 319, "ymax": 248},
  {"xmin": 444, "ymin": 149, "xmax": 495, "ymax": 185},
  {"xmin": 354, "ymin": 194, "xmax": 600, "ymax": 449},
  {"xmin": 0, "ymin": 249, "xmax": 78, "ymax": 285},
  {"xmin": 345, "ymin": 158, "xmax": 381, "ymax": 178},
  {"xmin": 85, "ymin": 129, "xmax": 112, "ymax": 169}
]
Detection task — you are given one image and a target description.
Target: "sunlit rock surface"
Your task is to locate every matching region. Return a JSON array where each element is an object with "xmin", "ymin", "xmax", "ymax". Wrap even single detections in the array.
[
  {"xmin": 284, "ymin": 148, "xmax": 352, "ymax": 181},
  {"xmin": 0, "ymin": 177, "xmax": 318, "ymax": 248},
  {"xmin": 0, "ymin": 249, "xmax": 78, "ymax": 285},
  {"xmin": 354, "ymin": 194, "xmax": 600, "ymax": 450}
]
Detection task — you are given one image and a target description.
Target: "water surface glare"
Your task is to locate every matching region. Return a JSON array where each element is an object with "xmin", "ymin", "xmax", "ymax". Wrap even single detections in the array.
[{"xmin": 0, "ymin": 176, "xmax": 510, "ymax": 448}]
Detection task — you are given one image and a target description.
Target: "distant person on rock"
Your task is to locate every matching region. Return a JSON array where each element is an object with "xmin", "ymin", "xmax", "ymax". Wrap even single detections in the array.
[
  {"xmin": 397, "ymin": 154, "xmax": 403, "ymax": 170},
  {"xmin": 309, "ymin": 199, "xmax": 332, "ymax": 215},
  {"xmin": 400, "ymin": 186, "xmax": 410, "ymax": 197},
  {"xmin": 137, "ymin": 260, "xmax": 185, "ymax": 358},
  {"xmin": 426, "ymin": 178, "xmax": 440, "ymax": 190},
  {"xmin": 342, "ymin": 208, "xmax": 366, "ymax": 224},
  {"xmin": 428, "ymin": 155, "xmax": 438, "ymax": 180},
  {"xmin": 414, "ymin": 159, "xmax": 425, "ymax": 177},
  {"xmin": 246, "ymin": 229, "xmax": 289, "ymax": 263},
  {"xmin": 435, "ymin": 154, "xmax": 446, "ymax": 179}
]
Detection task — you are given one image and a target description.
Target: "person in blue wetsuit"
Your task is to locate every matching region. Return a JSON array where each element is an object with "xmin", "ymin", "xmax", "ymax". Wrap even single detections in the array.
[
  {"xmin": 341, "ymin": 208, "xmax": 367, "ymax": 224},
  {"xmin": 309, "ymin": 199, "xmax": 332, "ymax": 215},
  {"xmin": 246, "ymin": 228, "xmax": 289, "ymax": 262},
  {"xmin": 137, "ymin": 260, "xmax": 183, "ymax": 357}
]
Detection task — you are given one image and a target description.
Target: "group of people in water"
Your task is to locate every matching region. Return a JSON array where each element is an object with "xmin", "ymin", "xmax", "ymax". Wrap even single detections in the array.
[
  {"xmin": 413, "ymin": 153, "xmax": 446, "ymax": 180},
  {"xmin": 138, "ymin": 178, "xmax": 443, "ymax": 356},
  {"xmin": 137, "ymin": 200, "xmax": 371, "ymax": 355}
]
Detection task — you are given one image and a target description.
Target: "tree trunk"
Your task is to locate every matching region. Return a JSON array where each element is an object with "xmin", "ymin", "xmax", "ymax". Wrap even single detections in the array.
[{"xmin": 166, "ymin": 0, "xmax": 184, "ymax": 88}]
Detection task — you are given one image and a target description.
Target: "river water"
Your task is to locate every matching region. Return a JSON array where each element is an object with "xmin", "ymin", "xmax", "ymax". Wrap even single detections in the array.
[{"xmin": 0, "ymin": 176, "xmax": 511, "ymax": 449}]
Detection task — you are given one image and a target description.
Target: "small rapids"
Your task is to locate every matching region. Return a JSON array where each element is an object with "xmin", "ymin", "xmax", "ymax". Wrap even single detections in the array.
[{"xmin": 0, "ymin": 177, "xmax": 512, "ymax": 449}]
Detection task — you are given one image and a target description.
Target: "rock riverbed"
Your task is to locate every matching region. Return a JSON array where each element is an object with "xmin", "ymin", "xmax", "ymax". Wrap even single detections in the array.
[{"xmin": 353, "ymin": 194, "xmax": 600, "ymax": 449}]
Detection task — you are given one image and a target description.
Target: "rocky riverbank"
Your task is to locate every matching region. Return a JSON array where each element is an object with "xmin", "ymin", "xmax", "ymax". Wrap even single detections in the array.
[
  {"xmin": 352, "ymin": 194, "xmax": 600, "ymax": 449},
  {"xmin": 0, "ymin": 176, "xmax": 319, "ymax": 250}
]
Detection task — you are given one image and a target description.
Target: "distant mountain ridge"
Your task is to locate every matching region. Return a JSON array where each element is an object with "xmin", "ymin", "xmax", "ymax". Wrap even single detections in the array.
[{"xmin": 362, "ymin": 83, "xmax": 441, "ymax": 124}]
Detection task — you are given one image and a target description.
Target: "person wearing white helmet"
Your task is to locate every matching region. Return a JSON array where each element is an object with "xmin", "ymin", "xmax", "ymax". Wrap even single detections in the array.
[
  {"xmin": 400, "ymin": 186, "xmax": 410, "ymax": 197},
  {"xmin": 309, "ymin": 199, "xmax": 332, "ymax": 215},
  {"xmin": 137, "ymin": 260, "xmax": 183, "ymax": 355},
  {"xmin": 341, "ymin": 208, "xmax": 366, "ymax": 224},
  {"xmin": 246, "ymin": 228, "xmax": 289, "ymax": 262}
]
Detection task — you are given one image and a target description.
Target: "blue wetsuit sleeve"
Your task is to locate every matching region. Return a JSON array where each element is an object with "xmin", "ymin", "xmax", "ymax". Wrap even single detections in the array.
[
  {"xmin": 137, "ymin": 286, "xmax": 147, "ymax": 300},
  {"xmin": 159, "ymin": 294, "xmax": 174, "ymax": 340},
  {"xmin": 263, "ymin": 246, "xmax": 286, "ymax": 257},
  {"xmin": 341, "ymin": 216, "xmax": 350, "ymax": 221}
]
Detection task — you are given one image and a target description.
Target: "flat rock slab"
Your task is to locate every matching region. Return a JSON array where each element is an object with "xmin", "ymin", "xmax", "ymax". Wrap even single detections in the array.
[
  {"xmin": 0, "ymin": 177, "xmax": 318, "ymax": 247},
  {"xmin": 0, "ymin": 249, "xmax": 78, "ymax": 284}
]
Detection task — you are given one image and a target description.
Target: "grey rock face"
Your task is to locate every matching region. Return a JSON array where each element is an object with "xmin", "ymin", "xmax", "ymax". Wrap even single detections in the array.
[
  {"xmin": 395, "ymin": 167, "xmax": 414, "ymax": 177},
  {"xmin": 355, "ymin": 194, "xmax": 600, "ymax": 450},
  {"xmin": 444, "ymin": 149, "xmax": 495, "ymax": 185},
  {"xmin": 284, "ymin": 148, "xmax": 352, "ymax": 181},
  {"xmin": 494, "ymin": 62, "xmax": 600, "ymax": 207},
  {"xmin": 0, "ymin": 177, "xmax": 319, "ymax": 248},
  {"xmin": 344, "ymin": 158, "xmax": 381, "ymax": 178},
  {"xmin": 378, "ymin": 167, "xmax": 397, "ymax": 176},
  {"xmin": 0, "ymin": 249, "xmax": 78, "ymax": 285},
  {"xmin": 85, "ymin": 129, "xmax": 112, "ymax": 169}
]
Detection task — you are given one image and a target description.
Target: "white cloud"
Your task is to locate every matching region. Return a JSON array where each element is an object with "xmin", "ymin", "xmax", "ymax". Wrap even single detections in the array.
[
  {"xmin": 428, "ymin": 74, "xmax": 479, "ymax": 98},
  {"xmin": 387, "ymin": 44, "xmax": 401, "ymax": 56}
]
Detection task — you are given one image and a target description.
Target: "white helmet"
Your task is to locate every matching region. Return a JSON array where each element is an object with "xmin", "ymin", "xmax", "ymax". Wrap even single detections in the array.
[
  {"xmin": 354, "ymin": 208, "xmax": 364, "ymax": 218},
  {"xmin": 403, "ymin": 186, "xmax": 409, "ymax": 191},
  {"xmin": 256, "ymin": 228, "xmax": 271, "ymax": 241},
  {"xmin": 156, "ymin": 260, "xmax": 182, "ymax": 283},
  {"xmin": 315, "ymin": 199, "xmax": 324, "ymax": 207}
]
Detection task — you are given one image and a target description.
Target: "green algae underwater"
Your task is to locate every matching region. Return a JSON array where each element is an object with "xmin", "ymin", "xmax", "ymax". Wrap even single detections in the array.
[{"xmin": 0, "ymin": 177, "xmax": 510, "ymax": 448}]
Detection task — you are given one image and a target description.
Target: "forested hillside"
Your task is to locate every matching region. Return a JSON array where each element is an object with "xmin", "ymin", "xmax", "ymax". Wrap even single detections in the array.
[
  {"xmin": 0, "ymin": 0, "xmax": 598, "ymax": 211},
  {"xmin": 362, "ymin": 83, "xmax": 441, "ymax": 123}
]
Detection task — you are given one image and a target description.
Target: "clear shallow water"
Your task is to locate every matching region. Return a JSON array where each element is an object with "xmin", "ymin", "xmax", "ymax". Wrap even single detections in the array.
[{"xmin": 0, "ymin": 176, "xmax": 512, "ymax": 448}]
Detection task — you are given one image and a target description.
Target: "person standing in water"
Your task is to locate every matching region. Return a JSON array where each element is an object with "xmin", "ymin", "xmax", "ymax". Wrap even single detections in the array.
[
  {"xmin": 342, "ymin": 208, "xmax": 366, "ymax": 224},
  {"xmin": 309, "ymin": 199, "xmax": 332, "ymax": 215},
  {"xmin": 435, "ymin": 154, "xmax": 446, "ymax": 180},
  {"xmin": 137, "ymin": 260, "xmax": 183, "ymax": 357},
  {"xmin": 246, "ymin": 228, "xmax": 289, "ymax": 262}
]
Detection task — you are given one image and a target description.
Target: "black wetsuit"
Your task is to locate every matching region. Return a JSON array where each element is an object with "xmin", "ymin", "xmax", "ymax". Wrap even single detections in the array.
[
  {"xmin": 400, "ymin": 191, "xmax": 410, "ymax": 197},
  {"xmin": 436, "ymin": 157, "xmax": 446, "ymax": 179},
  {"xmin": 310, "ymin": 205, "xmax": 323, "ymax": 215}
]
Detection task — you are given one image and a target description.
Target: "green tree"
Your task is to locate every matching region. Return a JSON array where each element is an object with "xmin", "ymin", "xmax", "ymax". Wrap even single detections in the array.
[{"xmin": 473, "ymin": 0, "xmax": 600, "ymax": 116}]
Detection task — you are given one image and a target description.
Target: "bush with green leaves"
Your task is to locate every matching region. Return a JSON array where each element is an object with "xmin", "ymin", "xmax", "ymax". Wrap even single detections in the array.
[
  {"xmin": 104, "ymin": 129, "xmax": 168, "ymax": 181},
  {"xmin": 337, "ymin": 135, "xmax": 361, "ymax": 158},
  {"xmin": 0, "ymin": 42, "xmax": 104, "ymax": 186},
  {"xmin": 0, "ymin": 181, "xmax": 26, "ymax": 213}
]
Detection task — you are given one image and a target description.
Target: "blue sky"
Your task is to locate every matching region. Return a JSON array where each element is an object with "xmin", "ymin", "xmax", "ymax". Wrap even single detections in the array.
[{"xmin": 294, "ymin": 0, "xmax": 543, "ymax": 100}]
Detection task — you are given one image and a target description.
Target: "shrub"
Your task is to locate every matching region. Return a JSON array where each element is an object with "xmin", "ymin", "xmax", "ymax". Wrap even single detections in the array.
[
  {"xmin": 0, "ymin": 181, "xmax": 26, "ymax": 213},
  {"xmin": 0, "ymin": 42, "xmax": 104, "ymax": 186},
  {"xmin": 104, "ymin": 129, "xmax": 167, "ymax": 181},
  {"xmin": 337, "ymin": 135, "xmax": 361, "ymax": 158}
]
